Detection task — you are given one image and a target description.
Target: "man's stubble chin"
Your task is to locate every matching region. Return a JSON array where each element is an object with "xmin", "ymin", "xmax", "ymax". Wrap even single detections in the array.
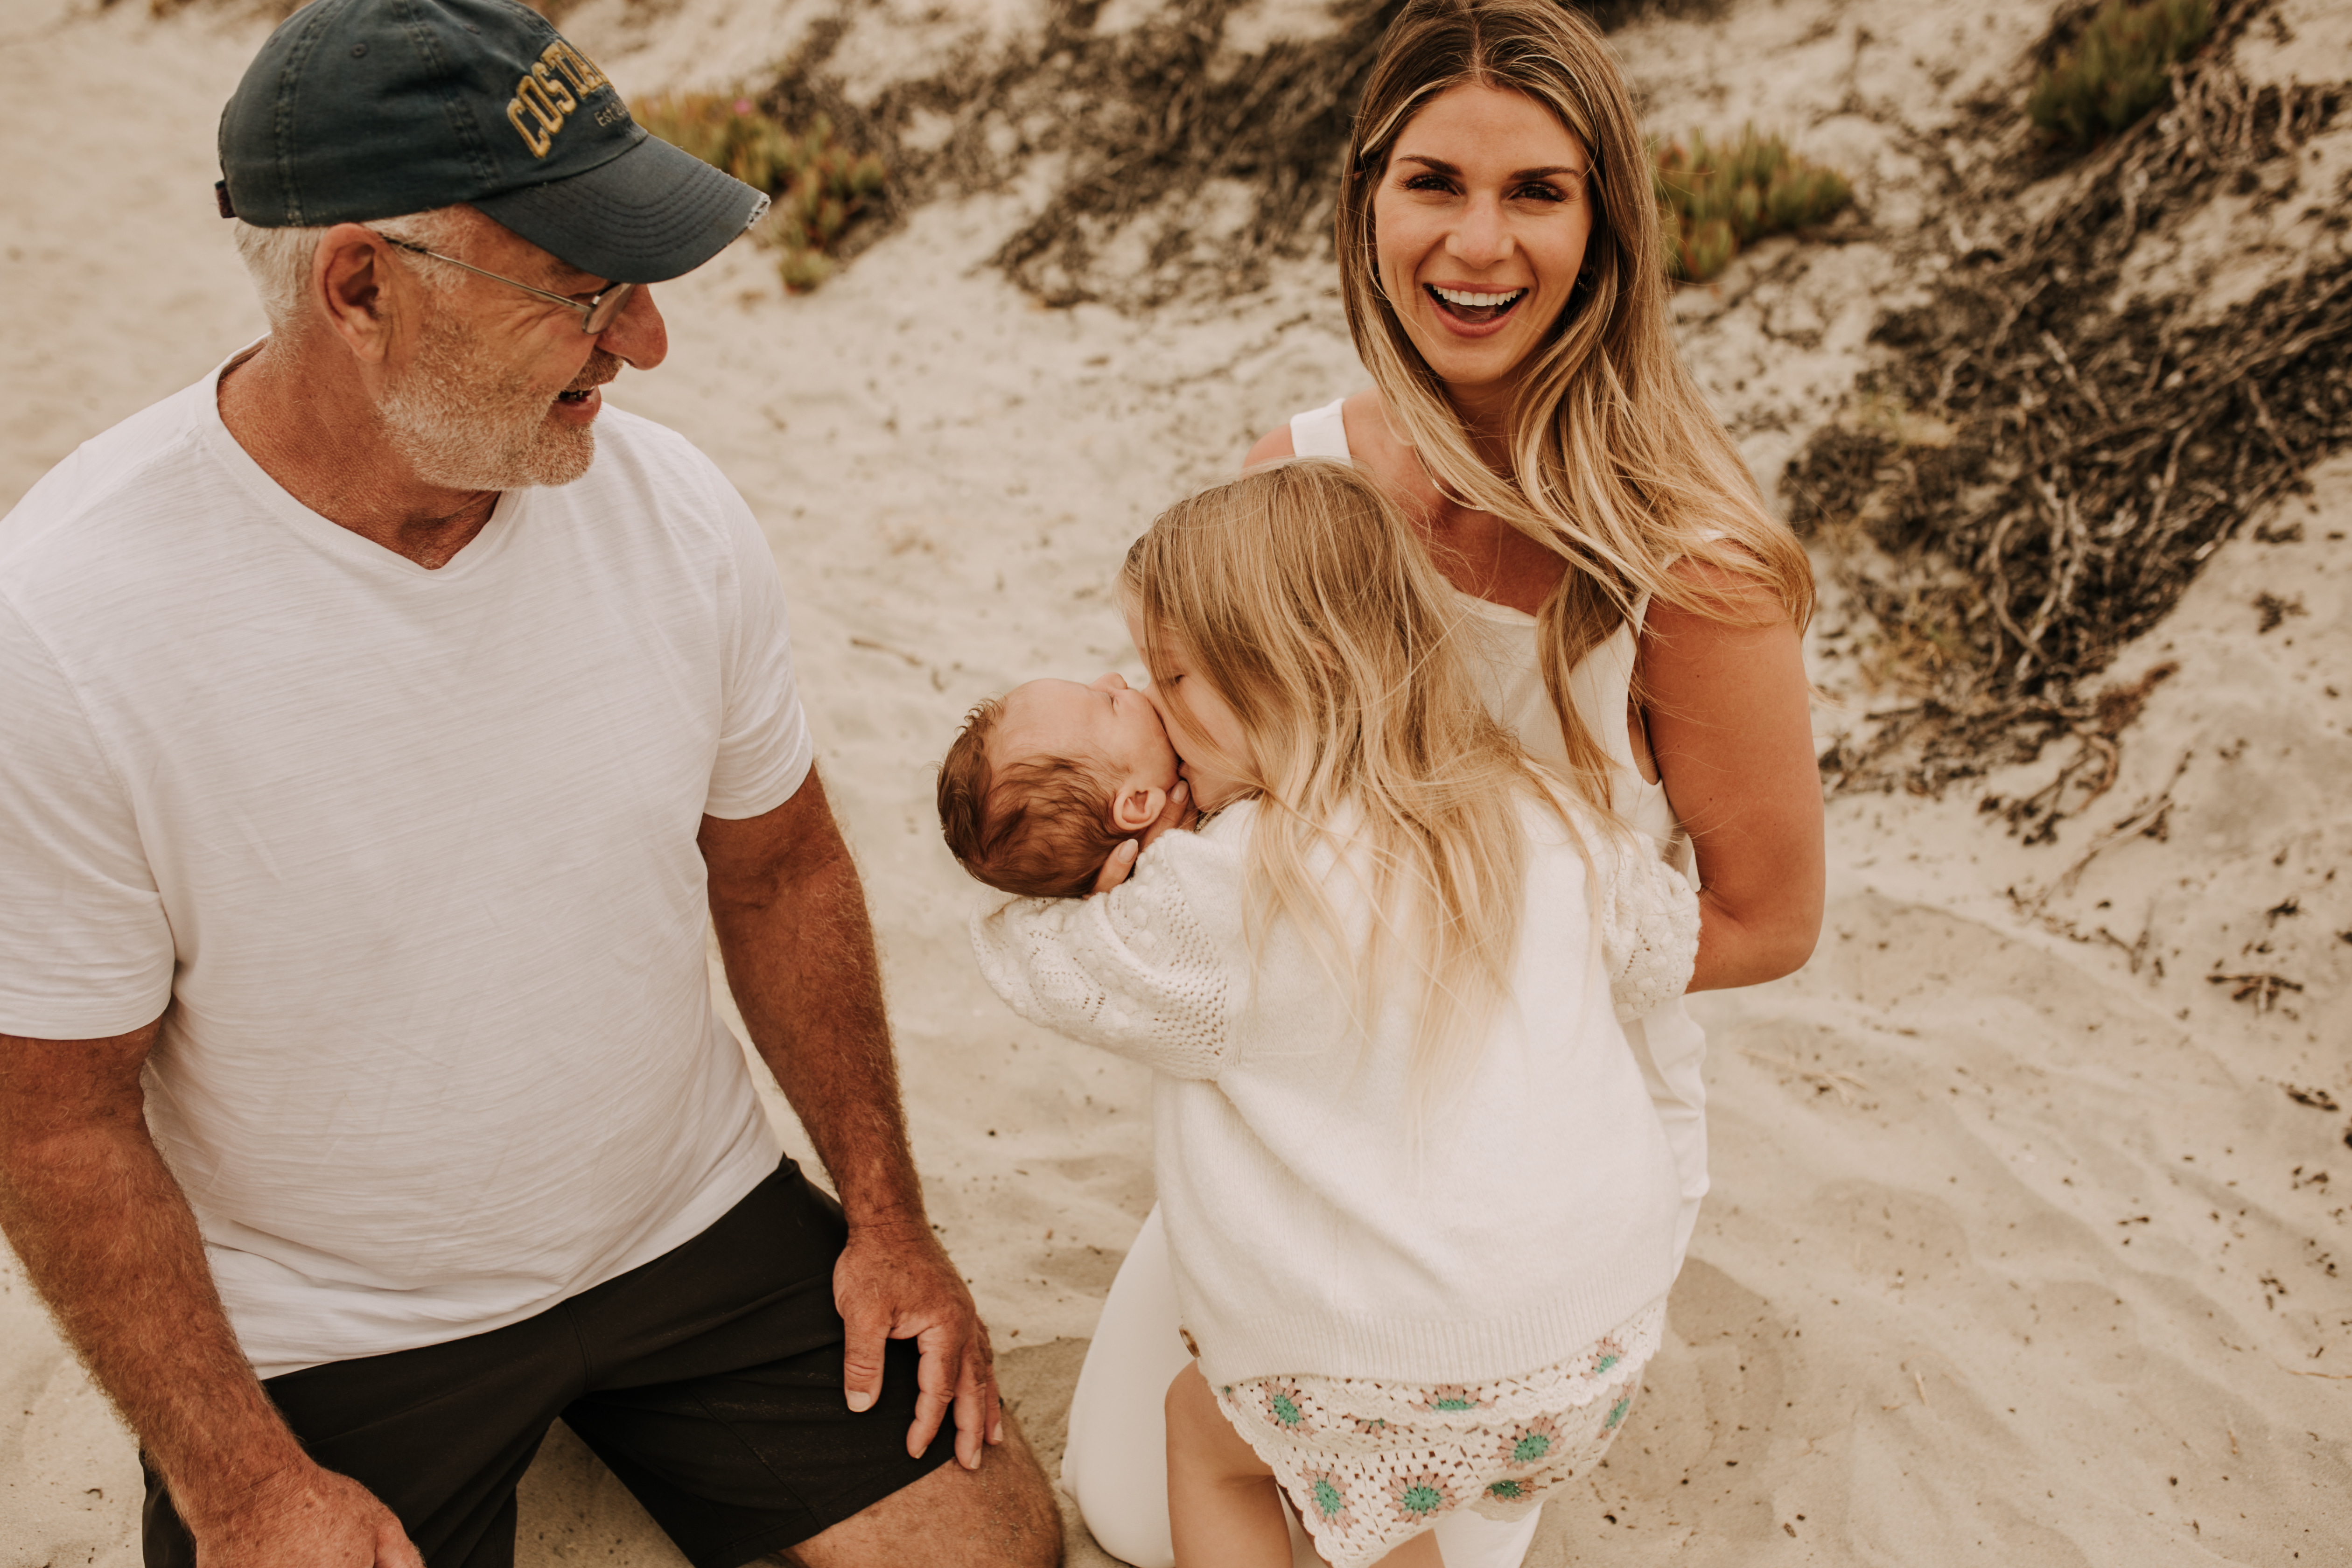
[{"xmin": 375, "ymin": 317, "xmax": 608, "ymax": 491}]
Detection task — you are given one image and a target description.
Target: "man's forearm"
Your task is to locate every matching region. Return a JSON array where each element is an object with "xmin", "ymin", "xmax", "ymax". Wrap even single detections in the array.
[
  {"xmin": 709, "ymin": 827, "xmax": 928, "ymax": 1229},
  {"xmin": 0, "ymin": 1032, "xmax": 307, "ymax": 1529},
  {"xmin": 701, "ymin": 775, "xmax": 998, "ymax": 1455}
]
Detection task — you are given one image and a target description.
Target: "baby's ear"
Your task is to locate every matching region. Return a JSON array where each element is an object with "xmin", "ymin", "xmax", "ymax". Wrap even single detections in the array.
[{"xmin": 1109, "ymin": 784, "xmax": 1168, "ymax": 833}]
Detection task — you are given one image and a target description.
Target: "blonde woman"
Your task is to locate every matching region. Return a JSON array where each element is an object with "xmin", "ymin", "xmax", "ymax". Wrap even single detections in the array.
[
  {"xmin": 977, "ymin": 460, "xmax": 1702, "ymax": 1568},
  {"xmin": 1064, "ymin": 2, "xmax": 1822, "ymax": 1564}
]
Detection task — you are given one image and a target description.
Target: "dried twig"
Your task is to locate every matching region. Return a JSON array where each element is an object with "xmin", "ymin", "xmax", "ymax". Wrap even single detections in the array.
[
  {"xmin": 2019, "ymin": 749, "xmax": 2193, "ymax": 912},
  {"xmin": 2206, "ymin": 972, "xmax": 2304, "ymax": 1011},
  {"xmin": 1740, "ymin": 1048, "xmax": 1869, "ymax": 1105},
  {"xmin": 849, "ymin": 636, "xmax": 924, "ymax": 667},
  {"xmin": 1787, "ymin": 0, "xmax": 2352, "ymax": 795}
]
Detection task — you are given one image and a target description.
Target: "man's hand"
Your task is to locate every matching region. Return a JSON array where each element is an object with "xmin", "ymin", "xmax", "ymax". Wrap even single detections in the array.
[
  {"xmin": 834, "ymin": 1219, "xmax": 1001, "ymax": 1470},
  {"xmin": 189, "ymin": 1462, "xmax": 421, "ymax": 1568},
  {"xmin": 1089, "ymin": 778, "xmax": 1194, "ymax": 894},
  {"xmin": 703, "ymin": 773, "xmax": 981, "ymax": 1456},
  {"xmin": 702, "ymin": 774, "xmax": 1008, "ymax": 1469}
]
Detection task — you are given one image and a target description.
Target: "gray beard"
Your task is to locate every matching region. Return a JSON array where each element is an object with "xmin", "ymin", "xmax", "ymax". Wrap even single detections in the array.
[{"xmin": 375, "ymin": 315, "xmax": 602, "ymax": 491}]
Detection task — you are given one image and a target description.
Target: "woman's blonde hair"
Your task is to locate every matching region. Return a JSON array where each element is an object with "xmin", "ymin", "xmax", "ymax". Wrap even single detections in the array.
[
  {"xmin": 1337, "ymin": 0, "xmax": 1813, "ymax": 807},
  {"xmin": 1127, "ymin": 459, "xmax": 1570, "ymax": 1091}
]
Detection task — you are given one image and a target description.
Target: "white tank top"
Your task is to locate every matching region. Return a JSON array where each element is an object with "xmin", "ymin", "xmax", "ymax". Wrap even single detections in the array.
[
  {"xmin": 1287, "ymin": 396, "xmax": 1712, "ymax": 1270},
  {"xmin": 1287, "ymin": 397, "xmax": 1688, "ymax": 860}
]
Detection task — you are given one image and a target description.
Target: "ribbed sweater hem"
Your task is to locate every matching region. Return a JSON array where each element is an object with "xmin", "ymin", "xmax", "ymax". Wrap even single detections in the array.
[{"xmin": 1179, "ymin": 1251, "xmax": 1675, "ymax": 1389}]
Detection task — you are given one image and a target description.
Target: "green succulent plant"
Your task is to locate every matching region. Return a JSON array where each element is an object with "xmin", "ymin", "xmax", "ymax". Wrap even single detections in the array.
[
  {"xmin": 635, "ymin": 94, "xmax": 887, "ymax": 294},
  {"xmin": 1652, "ymin": 126, "xmax": 1854, "ymax": 284},
  {"xmin": 2027, "ymin": 0, "xmax": 2213, "ymax": 148}
]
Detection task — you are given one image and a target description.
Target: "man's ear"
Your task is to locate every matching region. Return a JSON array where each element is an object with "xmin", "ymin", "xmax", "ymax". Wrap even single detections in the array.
[
  {"xmin": 1109, "ymin": 783, "xmax": 1167, "ymax": 833},
  {"xmin": 314, "ymin": 223, "xmax": 401, "ymax": 364}
]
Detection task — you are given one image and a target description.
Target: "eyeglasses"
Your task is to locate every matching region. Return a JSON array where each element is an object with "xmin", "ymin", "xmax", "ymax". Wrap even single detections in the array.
[{"xmin": 376, "ymin": 234, "xmax": 637, "ymax": 334}]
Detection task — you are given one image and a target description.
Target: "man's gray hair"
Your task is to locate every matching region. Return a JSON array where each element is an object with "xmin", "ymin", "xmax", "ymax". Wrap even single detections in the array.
[{"xmin": 232, "ymin": 207, "xmax": 471, "ymax": 329}]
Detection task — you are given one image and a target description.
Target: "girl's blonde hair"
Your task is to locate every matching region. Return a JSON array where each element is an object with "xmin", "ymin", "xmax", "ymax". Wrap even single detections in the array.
[
  {"xmin": 1126, "ymin": 459, "xmax": 1569, "ymax": 1090},
  {"xmin": 1337, "ymin": 0, "xmax": 1813, "ymax": 807}
]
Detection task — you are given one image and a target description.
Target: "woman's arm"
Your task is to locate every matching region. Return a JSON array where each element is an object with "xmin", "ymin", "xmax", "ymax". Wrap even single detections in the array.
[
  {"xmin": 1639, "ymin": 562, "xmax": 1824, "ymax": 991},
  {"xmin": 1242, "ymin": 426, "xmax": 1295, "ymax": 467}
]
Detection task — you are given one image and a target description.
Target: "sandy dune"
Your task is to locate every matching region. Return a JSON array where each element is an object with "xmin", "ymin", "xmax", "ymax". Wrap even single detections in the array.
[{"xmin": 2, "ymin": 0, "xmax": 2346, "ymax": 1563}]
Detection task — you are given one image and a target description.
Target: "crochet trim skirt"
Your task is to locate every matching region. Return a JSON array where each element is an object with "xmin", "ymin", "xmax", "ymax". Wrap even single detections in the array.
[{"xmin": 1210, "ymin": 1296, "xmax": 1665, "ymax": 1568}]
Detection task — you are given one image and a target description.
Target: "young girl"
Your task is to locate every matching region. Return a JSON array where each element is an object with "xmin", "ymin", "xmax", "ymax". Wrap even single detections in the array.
[{"xmin": 971, "ymin": 460, "xmax": 1699, "ymax": 1568}]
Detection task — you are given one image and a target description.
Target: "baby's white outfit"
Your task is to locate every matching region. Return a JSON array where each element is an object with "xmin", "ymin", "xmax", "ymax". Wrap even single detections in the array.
[{"xmin": 972, "ymin": 792, "xmax": 1699, "ymax": 1566}]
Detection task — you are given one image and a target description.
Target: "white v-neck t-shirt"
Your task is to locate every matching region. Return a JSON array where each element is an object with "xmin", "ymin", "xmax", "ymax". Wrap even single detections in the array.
[{"xmin": 0, "ymin": 353, "xmax": 811, "ymax": 1374}]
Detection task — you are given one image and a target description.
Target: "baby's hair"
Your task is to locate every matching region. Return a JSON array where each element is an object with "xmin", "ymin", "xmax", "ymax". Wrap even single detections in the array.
[
  {"xmin": 937, "ymin": 697, "xmax": 1125, "ymax": 899},
  {"xmin": 1127, "ymin": 458, "xmax": 1582, "ymax": 1093}
]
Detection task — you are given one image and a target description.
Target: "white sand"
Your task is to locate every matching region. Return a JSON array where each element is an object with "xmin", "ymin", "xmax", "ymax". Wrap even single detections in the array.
[{"xmin": 3, "ymin": 0, "xmax": 2347, "ymax": 1563}]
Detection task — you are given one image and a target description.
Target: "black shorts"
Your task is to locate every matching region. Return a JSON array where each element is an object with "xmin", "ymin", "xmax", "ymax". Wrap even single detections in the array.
[{"xmin": 142, "ymin": 1159, "xmax": 957, "ymax": 1568}]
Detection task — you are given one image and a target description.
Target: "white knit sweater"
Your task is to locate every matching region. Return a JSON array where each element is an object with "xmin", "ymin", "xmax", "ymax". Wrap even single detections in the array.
[{"xmin": 970, "ymin": 794, "xmax": 1701, "ymax": 1389}]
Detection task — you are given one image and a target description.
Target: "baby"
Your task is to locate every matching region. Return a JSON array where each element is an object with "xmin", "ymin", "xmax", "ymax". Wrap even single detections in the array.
[
  {"xmin": 941, "ymin": 534, "xmax": 1246, "ymax": 896},
  {"xmin": 936, "ymin": 672, "xmax": 1184, "ymax": 898}
]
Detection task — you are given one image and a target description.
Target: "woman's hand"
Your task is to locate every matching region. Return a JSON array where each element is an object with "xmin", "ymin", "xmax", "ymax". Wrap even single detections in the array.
[
  {"xmin": 1090, "ymin": 779, "xmax": 1194, "ymax": 893},
  {"xmin": 1639, "ymin": 563, "xmax": 1824, "ymax": 990}
]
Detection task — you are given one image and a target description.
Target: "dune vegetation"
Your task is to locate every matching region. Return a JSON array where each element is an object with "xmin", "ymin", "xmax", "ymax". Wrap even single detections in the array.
[
  {"xmin": 2027, "ymin": 0, "xmax": 2215, "ymax": 148},
  {"xmin": 1652, "ymin": 126, "xmax": 1854, "ymax": 283},
  {"xmin": 635, "ymin": 93, "xmax": 886, "ymax": 293}
]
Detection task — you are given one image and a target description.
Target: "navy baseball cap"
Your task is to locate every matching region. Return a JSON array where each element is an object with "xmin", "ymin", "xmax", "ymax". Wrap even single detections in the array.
[{"xmin": 217, "ymin": 0, "xmax": 767, "ymax": 284}]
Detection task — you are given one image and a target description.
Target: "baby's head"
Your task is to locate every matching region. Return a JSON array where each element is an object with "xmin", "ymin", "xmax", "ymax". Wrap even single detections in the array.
[{"xmin": 937, "ymin": 674, "xmax": 1180, "ymax": 897}]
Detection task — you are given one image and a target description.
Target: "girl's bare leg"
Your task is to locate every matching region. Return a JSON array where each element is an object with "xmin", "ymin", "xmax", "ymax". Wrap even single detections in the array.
[
  {"xmin": 1371, "ymin": 1529, "xmax": 1445, "ymax": 1566},
  {"xmin": 1164, "ymin": 1364, "xmax": 1447, "ymax": 1568},
  {"xmin": 1165, "ymin": 1363, "xmax": 1290, "ymax": 1568}
]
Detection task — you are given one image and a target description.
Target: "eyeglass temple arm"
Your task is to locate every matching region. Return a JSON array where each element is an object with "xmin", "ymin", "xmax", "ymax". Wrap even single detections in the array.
[{"xmin": 375, "ymin": 234, "xmax": 611, "ymax": 315}]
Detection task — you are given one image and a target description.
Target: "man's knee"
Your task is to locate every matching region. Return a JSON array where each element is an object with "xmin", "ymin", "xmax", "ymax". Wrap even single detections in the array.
[
  {"xmin": 979, "ymin": 1434, "xmax": 1065, "ymax": 1568},
  {"xmin": 956, "ymin": 1416, "xmax": 1064, "ymax": 1568},
  {"xmin": 782, "ymin": 1422, "xmax": 1063, "ymax": 1568}
]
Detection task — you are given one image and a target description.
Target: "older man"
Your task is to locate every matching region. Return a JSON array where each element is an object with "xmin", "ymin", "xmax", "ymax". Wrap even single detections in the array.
[{"xmin": 0, "ymin": 2, "xmax": 1059, "ymax": 1566}]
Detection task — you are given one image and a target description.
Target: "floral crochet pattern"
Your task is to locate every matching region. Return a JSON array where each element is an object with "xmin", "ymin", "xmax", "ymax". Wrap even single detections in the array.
[
  {"xmin": 1212, "ymin": 1298, "xmax": 1665, "ymax": 1568},
  {"xmin": 1300, "ymin": 1468, "xmax": 1354, "ymax": 1533},
  {"xmin": 1261, "ymin": 1383, "xmax": 1313, "ymax": 1434}
]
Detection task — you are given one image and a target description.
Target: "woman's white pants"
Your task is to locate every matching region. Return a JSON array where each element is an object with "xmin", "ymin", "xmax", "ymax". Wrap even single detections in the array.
[{"xmin": 1061, "ymin": 1206, "xmax": 1543, "ymax": 1568}]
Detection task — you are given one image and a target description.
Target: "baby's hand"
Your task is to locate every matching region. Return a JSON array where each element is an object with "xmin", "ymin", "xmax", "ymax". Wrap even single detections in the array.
[{"xmin": 1090, "ymin": 779, "xmax": 1194, "ymax": 893}]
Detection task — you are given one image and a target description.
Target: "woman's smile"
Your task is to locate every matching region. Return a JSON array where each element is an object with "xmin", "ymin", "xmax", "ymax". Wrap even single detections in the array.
[{"xmin": 1424, "ymin": 282, "xmax": 1531, "ymax": 333}]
